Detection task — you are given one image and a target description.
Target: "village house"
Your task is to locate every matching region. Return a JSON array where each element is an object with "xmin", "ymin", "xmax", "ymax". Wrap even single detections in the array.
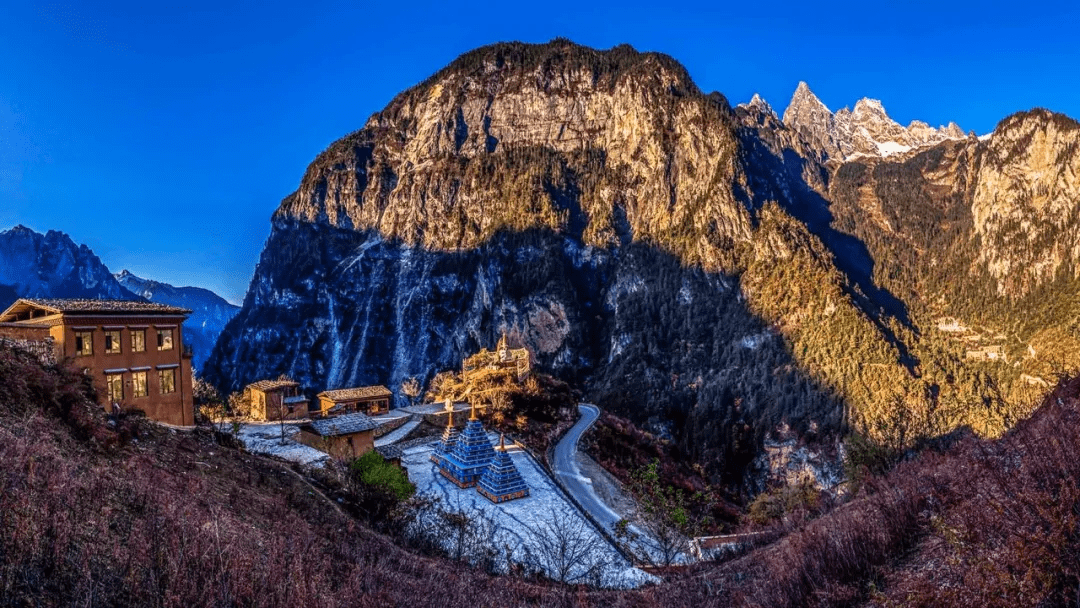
[
  {"xmin": 316, "ymin": 385, "xmax": 392, "ymax": 416},
  {"xmin": 0, "ymin": 298, "xmax": 195, "ymax": 426},
  {"xmin": 245, "ymin": 378, "xmax": 309, "ymax": 421},
  {"xmin": 297, "ymin": 412, "xmax": 378, "ymax": 461}
]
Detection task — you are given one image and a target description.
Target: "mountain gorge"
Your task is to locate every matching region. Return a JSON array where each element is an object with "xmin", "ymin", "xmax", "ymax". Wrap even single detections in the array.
[{"xmin": 206, "ymin": 39, "xmax": 1080, "ymax": 488}]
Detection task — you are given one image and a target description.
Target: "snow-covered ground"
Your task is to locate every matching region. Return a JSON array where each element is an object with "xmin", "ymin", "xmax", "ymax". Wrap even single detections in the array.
[
  {"xmin": 234, "ymin": 422, "xmax": 328, "ymax": 466},
  {"xmin": 401, "ymin": 435, "xmax": 658, "ymax": 589}
]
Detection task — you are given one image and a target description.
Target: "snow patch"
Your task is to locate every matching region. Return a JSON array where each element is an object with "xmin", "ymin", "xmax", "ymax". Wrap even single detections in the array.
[
  {"xmin": 402, "ymin": 437, "xmax": 657, "ymax": 589},
  {"xmin": 876, "ymin": 140, "xmax": 911, "ymax": 157},
  {"xmin": 739, "ymin": 332, "xmax": 770, "ymax": 350},
  {"xmin": 235, "ymin": 422, "xmax": 329, "ymax": 466}
]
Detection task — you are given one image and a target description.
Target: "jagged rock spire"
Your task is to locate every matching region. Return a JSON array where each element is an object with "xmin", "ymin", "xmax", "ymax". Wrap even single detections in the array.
[{"xmin": 781, "ymin": 81, "xmax": 966, "ymax": 160}]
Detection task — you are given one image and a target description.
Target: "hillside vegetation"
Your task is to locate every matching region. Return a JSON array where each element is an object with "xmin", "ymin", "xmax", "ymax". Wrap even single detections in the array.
[{"xmin": 6, "ymin": 342, "xmax": 1080, "ymax": 606}]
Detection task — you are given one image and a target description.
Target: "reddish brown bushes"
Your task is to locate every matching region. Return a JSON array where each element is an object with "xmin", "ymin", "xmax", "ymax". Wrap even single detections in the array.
[{"xmin": 6, "ymin": 340, "xmax": 1080, "ymax": 607}]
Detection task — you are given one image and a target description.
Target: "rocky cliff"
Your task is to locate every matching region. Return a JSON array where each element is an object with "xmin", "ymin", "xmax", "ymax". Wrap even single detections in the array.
[
  {"xmin": 782, "ymin": 81, "xmax": 965, "ymax": 160},
  {"xmin": 0, "ymin": 226, "xmax": 137, "ymax": 307},
  {"xmin": 207, "ymin": 40, "xmax": 1080, "ymax": 487}
]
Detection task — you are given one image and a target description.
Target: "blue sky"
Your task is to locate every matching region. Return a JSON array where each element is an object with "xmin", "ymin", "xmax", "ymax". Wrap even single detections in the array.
[{"xmin": 2, "ymin": 1, "xmax": 1077, "ymax": 303}]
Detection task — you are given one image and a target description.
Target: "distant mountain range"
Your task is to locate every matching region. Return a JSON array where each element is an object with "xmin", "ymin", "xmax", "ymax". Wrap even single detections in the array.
[
  {"xmin": 114, "ymin": 269, "xmax": 240, "ymax": 371},
  {"xmin": 0, "ymin": 225, "xmax": 135, "ymax": 303},
  {"xmin": 0, "ymin": 225, "xmax": 238, "ymax": 372}
]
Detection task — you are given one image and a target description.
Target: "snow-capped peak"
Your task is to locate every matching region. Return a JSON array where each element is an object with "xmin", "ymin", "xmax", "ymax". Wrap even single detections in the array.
[
  {"xmin": 738, "ymin": 93, "xmax": 778, "ymax": 120},
  {"xmin": 781, "ymin": 83, "xmax": 966, "ymax": 161}
]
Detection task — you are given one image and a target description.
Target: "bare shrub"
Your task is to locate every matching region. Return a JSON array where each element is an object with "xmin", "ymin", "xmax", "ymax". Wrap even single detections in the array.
[{"xmin": 520, "ymin": 509, "xmax": 615, "ymax": 585}]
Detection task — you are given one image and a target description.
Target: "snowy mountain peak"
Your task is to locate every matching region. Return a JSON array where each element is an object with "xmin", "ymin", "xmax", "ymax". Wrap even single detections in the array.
[
  {"xmin": 782, "ymin": 83, "xmax": 966, "ymax": 161},
  {"xmin": 738, "ymin": 93, "xmax": 778, "ymax": 121},
  {"xmin": 852, "ymin": 97, "xmax": 887, "ymax": 116},
  {"xmin": 783, "ymin": 82, "xmax": 832, "ymax": 125}
]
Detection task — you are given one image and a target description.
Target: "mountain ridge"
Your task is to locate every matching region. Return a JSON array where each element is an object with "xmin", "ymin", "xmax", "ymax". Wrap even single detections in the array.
[
  {"xmin": 780, "ymin": 81, "xmax": 967, "ymax": 161},
  {"xmin": 0, "ymin": 225, "xmax": 138, "ymax": 306},
  {"xmin": 207, "ymin": 39, "xmax": 1080, "ymax": 489}
]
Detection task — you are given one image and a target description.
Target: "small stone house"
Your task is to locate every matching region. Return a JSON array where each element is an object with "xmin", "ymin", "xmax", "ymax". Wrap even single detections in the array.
[
  {"xmin": 246, "ymin": 379, "xmax": 308, "ymax": 421},
  {"xmin": 316, "ymin": 385, "xmax": 392, "ymax": 416},
  {"xmin": 297, "ymin": 413, "xmax": 378, "ymax": 461}
]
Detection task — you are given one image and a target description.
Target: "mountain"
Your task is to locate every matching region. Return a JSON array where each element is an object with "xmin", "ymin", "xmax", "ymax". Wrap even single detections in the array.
[
  {"xmin": 206, "ymin": 39, "xmax": 1080, "ymax": 489},
  {"xmin": 0, "ymin": 225, "xmax": 137, "ymax": 306},
  {"xmin": 115, "ymin": 270, "xmax": 240, "ymax": 372},
  {"xmin": 781, "ymin": 81, "xmax": 966, "ymax": 160}
]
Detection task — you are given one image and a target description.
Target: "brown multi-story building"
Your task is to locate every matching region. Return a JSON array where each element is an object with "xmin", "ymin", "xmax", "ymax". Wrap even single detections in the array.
[{"xmin": 0, "ymin": 298, "xmax": 195, "ymax": 426}]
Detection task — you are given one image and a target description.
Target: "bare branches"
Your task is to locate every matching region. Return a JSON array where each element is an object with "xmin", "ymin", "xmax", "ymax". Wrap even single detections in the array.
[{"xmin": 520, "ymin": 508, "xmax": 615, "ymax": 586}]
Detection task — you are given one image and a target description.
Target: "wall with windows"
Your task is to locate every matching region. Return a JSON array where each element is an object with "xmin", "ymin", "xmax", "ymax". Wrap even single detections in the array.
[{"xmin": 51, "ymin": 315, "xmax": 194, "ymax": 426}]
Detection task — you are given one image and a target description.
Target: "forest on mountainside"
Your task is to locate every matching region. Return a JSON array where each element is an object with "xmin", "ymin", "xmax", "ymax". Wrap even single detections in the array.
[{"xmin": 210, "ymin": 40, "xmax": 1080, "ymax": 495}]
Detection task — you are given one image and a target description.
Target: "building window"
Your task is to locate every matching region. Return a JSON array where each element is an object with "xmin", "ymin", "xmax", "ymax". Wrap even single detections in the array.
[
  {"xmin": 104, "ymin": 330, "xmax": 122, "ymax": 354},
  {"xmin": 159, "ymin": 368, "xmax": 176, "ymax": 394},
  {"xmin": 157, "ymin": 328, "xmax": 173, "ymax": 351},
  {"xmin": 131, "ymin": 330, "xmax": 146, "ymax": 353},
  {"xmin": 106, "ymin": 373, "xmax": 124, "ymax": 403},
  {"xmin": 132, "ymin": 371, "xmax": 148, "ymax": 398},
  {"xmin": 74, "ymin": 331, "xmax": 93, "ymax": 356}
]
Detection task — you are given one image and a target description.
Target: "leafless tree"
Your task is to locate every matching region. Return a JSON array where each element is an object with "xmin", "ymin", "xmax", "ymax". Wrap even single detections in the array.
[
  {"xmin": 520, "ymin": 508, "xmax": 615, "ymax": 585},
  {"xmin": 629, "ymin": 512, "xmax": 689, "ymax": 566},
  {"xmin": 402, "ymin": 495, "xmax": 501, "ymax": 568},
  {"xmin": 401, "ymin": 377, "xmax": 422, "ymax": 408}
]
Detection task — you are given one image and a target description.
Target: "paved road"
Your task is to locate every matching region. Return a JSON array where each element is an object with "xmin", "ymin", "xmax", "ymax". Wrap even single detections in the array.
[{"xmin": 552, "ymin": 403, "xmax": 623, "ymax": 530}]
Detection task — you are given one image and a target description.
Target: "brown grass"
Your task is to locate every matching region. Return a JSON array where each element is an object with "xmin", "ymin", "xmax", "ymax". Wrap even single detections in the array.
[{"xmin": 5, "ymin": 342, "xmax": 1080, "ymax": 607}]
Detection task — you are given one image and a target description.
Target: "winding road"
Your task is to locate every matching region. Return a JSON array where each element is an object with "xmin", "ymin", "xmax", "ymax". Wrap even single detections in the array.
[{"xmin": 552, "ymin": 403, "xmax": 623, "ymax": 530}]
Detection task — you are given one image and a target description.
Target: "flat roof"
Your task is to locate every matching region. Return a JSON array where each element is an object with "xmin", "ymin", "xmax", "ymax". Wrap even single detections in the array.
[
  {"xmin": 317, "ymin": 385, "xmax": 392, "ymax": 401},
  {"xmin": 0, "ymin": 298, "xmax": 191, "ymax": 322},
  {"xmin": 247, "ymin": 379, "xmax": 300, "ymax": 392},
  {"xmin": 307, "ymin": 412, "xmax": 378, "ymax": 437}
]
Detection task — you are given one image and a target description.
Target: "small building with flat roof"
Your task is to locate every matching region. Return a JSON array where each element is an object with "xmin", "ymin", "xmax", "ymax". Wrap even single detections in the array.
[
  {"xmin": 245, "ymin": 379, "xmax": 308, "ymax": 421},
  {"xmin": 297, "ymin": 412, "xmax": 378, "ymax": 461},
  {"xmin": 317, "ymin": 385, "xmax": 392, "ymax": 416}
]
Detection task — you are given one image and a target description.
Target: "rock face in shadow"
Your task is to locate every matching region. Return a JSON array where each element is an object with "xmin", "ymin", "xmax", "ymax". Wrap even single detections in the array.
[{"xmin": 208, "ymin": 40, "xmax": 1080, "ymax": 486}]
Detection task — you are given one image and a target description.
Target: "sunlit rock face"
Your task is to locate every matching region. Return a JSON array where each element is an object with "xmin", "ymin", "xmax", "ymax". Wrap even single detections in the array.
[
  {"xmin": 781, "ymin": 82, "xmax": 965, "ymax": 160},
  {"xmin": 207, "ymin": 39, "xmax": 1080, "ymax": 487}
]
